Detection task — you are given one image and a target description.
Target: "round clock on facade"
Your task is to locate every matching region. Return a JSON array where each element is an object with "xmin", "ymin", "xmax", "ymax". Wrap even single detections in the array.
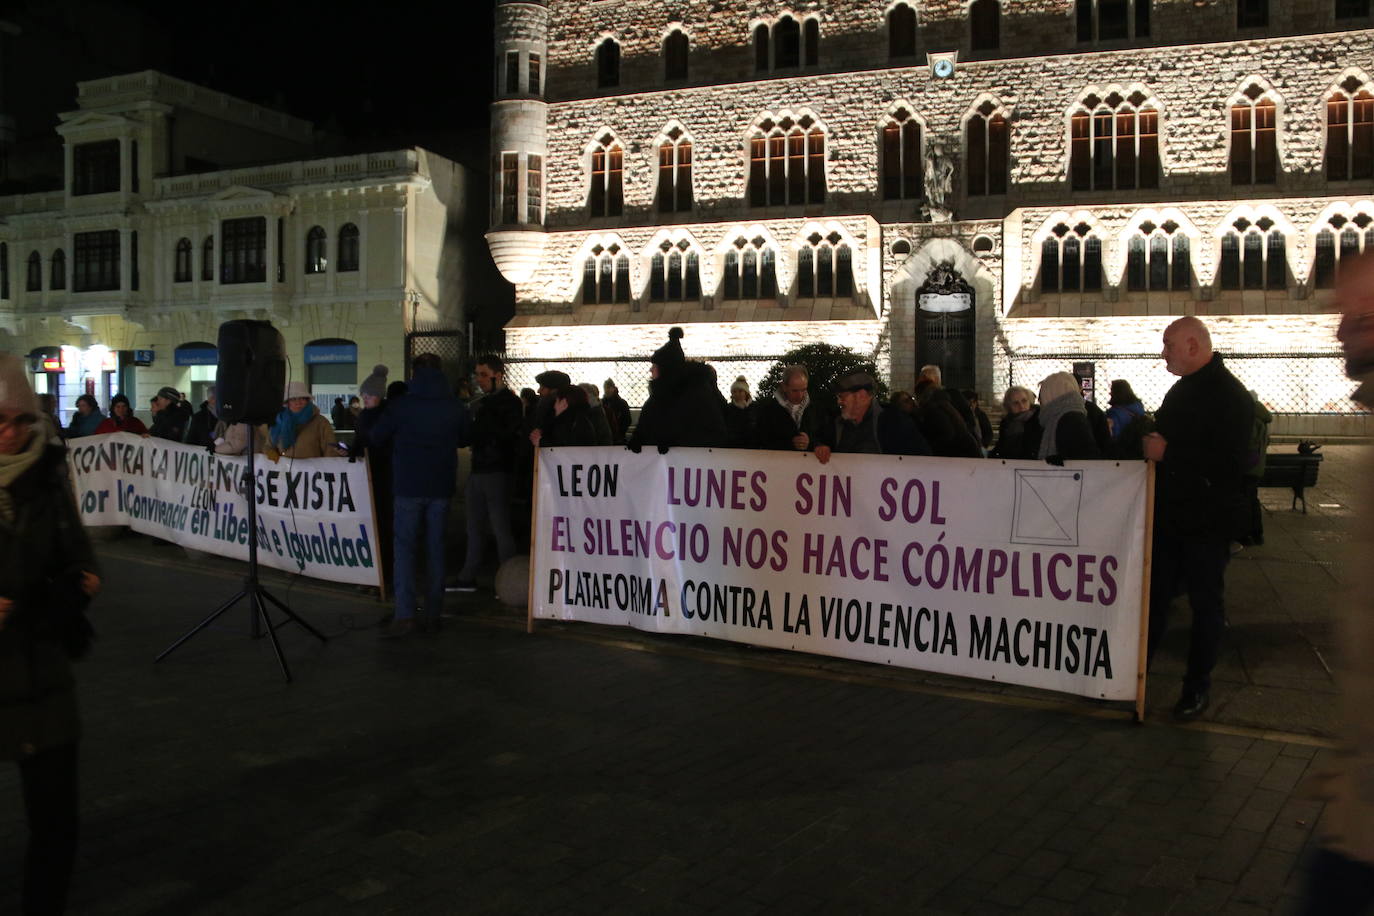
[{"xmin": 933, "ymin": 58, "xmax": 954, "ymax": 78}]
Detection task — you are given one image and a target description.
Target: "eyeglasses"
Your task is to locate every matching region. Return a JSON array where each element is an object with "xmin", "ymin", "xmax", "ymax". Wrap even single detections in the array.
[{"xmin": 0, "ymin": 412, "xmax": 37, "ymax": 431}]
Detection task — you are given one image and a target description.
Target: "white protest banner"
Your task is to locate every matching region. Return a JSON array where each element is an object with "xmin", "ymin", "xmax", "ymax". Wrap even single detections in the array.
[
  {"xmin": 533, "ymin": 447, "xmax": 1150, "ymax": 702},
  {"xmin": 67, "ymin": 432, "xmax": 382, "ymax": 587}
]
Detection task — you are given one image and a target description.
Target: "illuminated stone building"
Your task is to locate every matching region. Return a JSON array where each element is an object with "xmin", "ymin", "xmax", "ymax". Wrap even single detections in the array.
[
  {"xmin": 0, "ymin": 71, "xmax": 489, "ymax": 423},
  {"xmin": 489, "ymin": 0, "xmax": 1374, "ymax": 433}
]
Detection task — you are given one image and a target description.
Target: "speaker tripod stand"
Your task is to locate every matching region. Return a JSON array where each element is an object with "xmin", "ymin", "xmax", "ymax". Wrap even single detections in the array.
[{"xmin": 156, "ymin": 425, "xmax": 327, "ymax": 681}]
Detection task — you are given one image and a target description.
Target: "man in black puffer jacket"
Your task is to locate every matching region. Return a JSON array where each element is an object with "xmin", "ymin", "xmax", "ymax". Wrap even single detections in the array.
[
  {"xmin": 1143, "ymin": 316, "xmax": 1253, "ymax": 721},
  {"xmin": 627, "ymin": 327, "xmax": 727, "ymax": 453}
]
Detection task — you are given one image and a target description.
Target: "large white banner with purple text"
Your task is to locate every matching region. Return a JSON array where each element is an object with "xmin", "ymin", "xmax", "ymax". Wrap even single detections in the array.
[
  {"xmin": 67, "ymin": 432, "xmax": 382, "ymax": 587},
  {"xmin": 534, "ymin": 446, "xmax": 1149, "ymax": 701}
]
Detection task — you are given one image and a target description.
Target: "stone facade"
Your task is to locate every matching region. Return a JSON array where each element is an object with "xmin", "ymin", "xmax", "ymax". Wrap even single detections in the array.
[
  {"xmin": 491, "ymin": 0, "xmax": 1374, "ymax": 433},
  {"xmin": 0, "ymin": 71, "xmax": 487, "ymax": 425}
]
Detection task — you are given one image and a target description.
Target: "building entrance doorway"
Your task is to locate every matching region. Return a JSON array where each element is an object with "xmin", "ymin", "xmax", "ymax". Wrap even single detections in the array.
[{"xmin": 916, "ymin": 261, "xmax": 975, "ymax": 392}]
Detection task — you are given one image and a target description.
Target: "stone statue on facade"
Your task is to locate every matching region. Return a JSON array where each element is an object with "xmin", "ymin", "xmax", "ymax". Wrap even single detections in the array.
[{"xmin": 924, "ymin": 141, "xmax": 956, "ymax": 222}]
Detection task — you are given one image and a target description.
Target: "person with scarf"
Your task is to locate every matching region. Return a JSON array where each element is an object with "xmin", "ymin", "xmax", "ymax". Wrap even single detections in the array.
[
  {"xmin": 1031, "ymin": 372, "xmax": 1100, "ymax": 462},
  {"xmin": 94, "ymin": 394, "xmax": 148, "ymax": 436},
  {"xmin": 991, "ymin": 385, "xmax": 1036, "ymax": 459},
  {"xmin": 723, "ymin": 376, "xmax": 756, "ymax": 449},
  {"xmin": 0, "ymin": 353, "xmax": 101, "ymax": 915},
  {"xmin": 265, "ymin": 382, "xmax": 338, "ymax": 461},
  {"xmin": 64, "ymin": 395, "xmax": 104, "ymax": 439},
  {"xmin": 754, "ymin": 364, "xmax": 826, "ymax": 451}
]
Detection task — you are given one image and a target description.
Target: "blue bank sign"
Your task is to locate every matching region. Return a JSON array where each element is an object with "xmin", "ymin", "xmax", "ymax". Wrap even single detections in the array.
[
  {"xmin": 304, "ymin": 343, "xmax": 358, "ymax": 365},
  {"xmin": 174, "ymin": 348, "xmax": 218, "ymax": 366}
]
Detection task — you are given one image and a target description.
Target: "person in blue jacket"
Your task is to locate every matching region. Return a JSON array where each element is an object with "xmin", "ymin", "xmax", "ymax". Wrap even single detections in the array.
[{"xmin": 368, "ymin": 354, "xmax": 471, "ymax": 637}]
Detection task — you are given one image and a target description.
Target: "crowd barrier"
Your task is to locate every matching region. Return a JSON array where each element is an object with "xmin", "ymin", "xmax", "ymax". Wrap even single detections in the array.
[
  {"xmin": 67, "ymin": 432, "xmax": 383, "ymax": 589},
  {"xmin": 531, "ymin": 446, "xmax": 1154, "ymax": 718}
]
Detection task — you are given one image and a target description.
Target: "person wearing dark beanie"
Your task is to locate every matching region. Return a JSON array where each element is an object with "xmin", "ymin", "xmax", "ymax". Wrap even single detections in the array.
[{"xmin": 627, "ymin": 327, "xmax": 727, "ymax": 453}]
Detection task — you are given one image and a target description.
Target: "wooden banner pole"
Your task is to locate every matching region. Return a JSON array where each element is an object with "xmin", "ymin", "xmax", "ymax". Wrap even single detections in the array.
[
  {"xmin": 1135, "ymin": 460, "xmax": 1157, "ymax": 723},
  {"xmin": 526, "ymin": 445, "xmax": 541, "ymax": 635},
  {"xmin": 363, "ymin": 456, "xmax": 386, "ymax": 599}
]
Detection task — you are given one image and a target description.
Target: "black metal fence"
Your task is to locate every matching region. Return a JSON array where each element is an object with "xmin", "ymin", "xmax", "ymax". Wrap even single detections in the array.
[
  {"xmin": 500, "ymin": 354, "xmax": 788, "ymax": 409},
  {"xmin": 1004, "ymin": 351, "xmax": 1359, "ymax": 415}
]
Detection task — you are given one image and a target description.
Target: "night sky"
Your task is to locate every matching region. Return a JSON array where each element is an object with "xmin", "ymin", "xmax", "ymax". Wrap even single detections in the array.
[{"xmin": 3, "ymin": 0, "xmax": 497, "ymax": 182}]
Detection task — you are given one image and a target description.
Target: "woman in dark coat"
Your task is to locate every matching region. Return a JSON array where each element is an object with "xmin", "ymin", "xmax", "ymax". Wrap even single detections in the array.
[
  {"xmin": 627, "ymin": 327, "xmax": 727, "ymax": 453},
  {"xmin": 535, "ymin": 384, "xmax": 600, "ymax": 448},
  {"xmin": 0, "ymin": 354, "xmax": 101, "ymax": 914},
  {"xmin": 912, "ymin": 379, "xmax": 983, "ymax": 458},
  {"xmin": 991, "ymin": 385, "xmax": 1036, "ymax": 459}
]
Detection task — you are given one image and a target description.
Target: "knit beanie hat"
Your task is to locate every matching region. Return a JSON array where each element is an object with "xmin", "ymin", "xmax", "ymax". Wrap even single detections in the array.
[
  {"xmin": 359, "ymin": 364, "xmax": 389, "ymax": 399},
  {"xmin": 651, "ymin": 326, "xmax": 685, "ymax": 369},
  {"xmin": 156, "ymin": 385, "xmax": 181, "ymax": 403},
  {"xmin": 730, "ymin": 376, "xmax": 749, "ymax": 395},
  {"xmin": 0, "ymin": 354, "xmax": 38, "ymax": 414}
]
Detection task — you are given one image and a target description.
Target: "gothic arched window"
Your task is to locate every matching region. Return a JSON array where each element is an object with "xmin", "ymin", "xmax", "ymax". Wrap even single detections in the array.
[
  {"xmin": 583, "ymin": 243, "xmax": 630, "ymax": 304},
  {"xmin": 649, "ymin": 239, "xmax": 702, "ymax": 302},
  {"xmin": 1126, "ymin": 220, "xmax": 1190, "ymax": 292},
  {"xmin": 1231, "ymin": 85, "xmax": 1277, "ymax": 185},
  {"xmin": 596, "ymin": 39, "xmax": 620, "ymax": 88},
  {"xmin": 1040, "ymin": 222, "xmax": 1103, "ymax": 292},
  {"xmin": 889, "ymin": 3, "xmax": 917, "ymax": 59},
  {"xmin": 1076, "ymin": 0, "xmax": 1149, "ymax": 42},
  {"xmin": 966, "ymin": 101, "xmax": 1009, "ymax": 196},
  {"xmin": 796, "ymin": 231, "xmax": 854, "ymax": 299},
  {"xmin": 722, "ymin": 237, "xmax": 778, "ymax": 300},
  {"xmin": 664, "ymin": 30, "xmax": 689, "ymax": 82},
  {"xmin": 881, "ymin": 108, "xmax": 923, "ymax": 200},
  {"xmin": 657, "ymin": 129, "xmax": 693, "ymax": 213},
  {"xmin": 749, "ymin": 115, "xmax": 825, "ymax": 207},
  {"xmin": 588, "ymin": 134, "xmax": 625, "ymax": 218},
  {"xmin": 1218, "ymin": 216, "xmax": 1285, "ymax": 290},
  {"xmin": 1326, "ymin": 76, "xmax": 1374, "ymax": 181},
  {"xmin": 1070, "ymin": 90, "xmax": 1159, "ymax": 191},
  {"xmin": 1313, "ymin": 213, "xmax": 1374, "ymax": 289}
]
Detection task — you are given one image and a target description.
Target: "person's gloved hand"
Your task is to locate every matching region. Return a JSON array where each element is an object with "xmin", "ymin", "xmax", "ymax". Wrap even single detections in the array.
[
  {"xmin": 626, "ymin": 441, "xmax": 642, "ymax": 453},
  {"xmin": 657, "ymin": 444, "xmax": 671, "ymax": 455},
  {"xmin": 1045, "ymin": 454, "xmax": 1065, "ymax": 466},
  {"xmin": 348, "ymin": 452, "xmax": 359, "ymax": 463}
]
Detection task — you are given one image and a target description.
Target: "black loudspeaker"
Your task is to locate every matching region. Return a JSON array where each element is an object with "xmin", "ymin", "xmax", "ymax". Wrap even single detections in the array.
[{"xmin": 216, "ymin": 320, "xmax": 287, "ymax": 425}]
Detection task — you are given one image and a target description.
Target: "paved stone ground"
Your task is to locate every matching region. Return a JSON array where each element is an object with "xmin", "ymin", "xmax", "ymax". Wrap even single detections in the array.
[{"xmin": 0, "ymin": 445, "xmax": 1364, "ymax": 915}]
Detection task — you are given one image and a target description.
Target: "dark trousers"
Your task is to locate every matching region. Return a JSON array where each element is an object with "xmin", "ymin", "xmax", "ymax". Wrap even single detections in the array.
[
  {"xmin": 18, "ymin": 742, "xmax": 78, "ymax": 915},
  {"xmin": 1241, "ymin": 477, "xmax": 1264, "ymax": 545},
  {"xmin": 1147, "ymin": 533, "xmax": 1229, "ymax": 693},
  {"xmin": 1300, "ymin": 848, "xmax": 1374, "ymax": 916}
]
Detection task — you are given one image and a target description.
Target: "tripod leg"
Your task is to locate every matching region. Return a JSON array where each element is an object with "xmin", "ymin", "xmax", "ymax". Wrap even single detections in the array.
[
  {"xmin": 156, "ymin": 590, "xmax": 249, "ymax": 663},
  {"xmin": 254, "ymin": 590, "xmax": 293, "ymax": 683},
  {"xmin": 258, "ymin": 587, "xmax": 328, "ymax": 644}
]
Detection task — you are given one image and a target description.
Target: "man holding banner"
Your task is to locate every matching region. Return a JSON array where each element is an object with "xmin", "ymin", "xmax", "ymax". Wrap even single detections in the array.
[{"xmin": 1143, "ymin": 316, "xmax": 1253, "ymax": 721}]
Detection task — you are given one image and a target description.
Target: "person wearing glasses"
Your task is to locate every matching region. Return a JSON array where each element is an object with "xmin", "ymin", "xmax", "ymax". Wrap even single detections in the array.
[{"xmin": 0, "ymin": 353, "xmax": 101, "ymax": 914}]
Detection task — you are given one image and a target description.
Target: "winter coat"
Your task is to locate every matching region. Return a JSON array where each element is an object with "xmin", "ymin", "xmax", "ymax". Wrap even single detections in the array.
[
  {"xmin": 1105, "ymin": 401, "xmax": 1146, "ymax": 441},
  {"xmin": 66, "ymin": 410, "xmax": 104, "ymax": 439},
  {"xmin": 545, "ymin": 404, "xmax": 599, "ymax": 448},
  {"xmin": 602, "ymin": 393, "xmax": 632, "ymax": 445},
  {"xmin": 184, "ymin": 402, "xmax": 218, "ymax": 447},
  {"xmin": 368, "ymin": 366, "xmax": 472, "ymax": 498},
  {"xmin": 972, "ymin": 407, "xmax": 994, "ymax": 450},
  {"xmin": 149, "ymin": 400, "xmax": 192, "ymax": 442},
  {"xmin": 826, "ymin": 403, "xmax": 931, "ymax": 456},
  {"xmin": 586, "ymin": 401, "xmax": 614, "ymax": 446},
  {"xmin": 754, "ymin": 395, "xmax": 828, "ymax": 451},
  {"xmin": 1246, "ymin": 399, "xmax": 1272, "ymax": 477},
  {"xmin": 0, "ymin": 443, "xmax": 98, "ymax": 760},
  {"xmin": 266, "ymin": 412, "xmax": 337, "ymax": 461},
  {"xmin": 1031, "ymin": 410, "xmax": 1101, "ymax": 462},
  {"xmin": 628, "ymin": 362, "xmax": 727, "ymax": 451},
  {"xmin": 915, "ymin": 390, "xmax": 982, "ymax": 458},
  {"xmin": 1153, "ymin": 353, "xmax": 1253, "ymax": 539},
  {"xmin": 1083, "ymin": 400, "xmax": 1113, "ymax": 457},
  {"xmin": 724, "ymin": 402, "xmax": 756, "ymax": 449},
  {"xmin": 468, "ymin": 387, "xmax": 524, "ymax": 473},
  {"xmin": 992, "ymin": 410, "xmax": 1035, "ymax": 460},
  {"xmin": 94, "ymin": 414, "xmax": 148, "ymax": 436}
]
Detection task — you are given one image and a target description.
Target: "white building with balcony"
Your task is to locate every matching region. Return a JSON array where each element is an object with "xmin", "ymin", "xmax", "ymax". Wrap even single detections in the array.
[{"xmin": 0, "ymin": 71, "xmax": 498, "ymax": 421}]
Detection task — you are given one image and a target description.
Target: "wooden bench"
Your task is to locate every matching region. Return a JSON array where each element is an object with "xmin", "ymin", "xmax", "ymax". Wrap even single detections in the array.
[{"xmin": 1257, "ymin": 453, "xmax": 1323, "ymax": 513}]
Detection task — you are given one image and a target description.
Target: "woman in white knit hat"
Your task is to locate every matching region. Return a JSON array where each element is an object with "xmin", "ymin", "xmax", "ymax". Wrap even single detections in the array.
[
  {"xmin": 265, "ymin": 381, "xmax": 338, "ymax": 461},
  {"xmin": 0, "ymin": 353, "xmax": 101, "ymax": 913}
]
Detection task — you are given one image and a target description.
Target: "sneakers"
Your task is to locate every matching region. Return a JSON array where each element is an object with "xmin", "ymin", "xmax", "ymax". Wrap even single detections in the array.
[
  {"xmin": 446, "ymin": 580, "xmax": 478, "ymax": 593},
  {"xmin": 378, "ymin": 619, "xmax": 415, "ymax": 639}
]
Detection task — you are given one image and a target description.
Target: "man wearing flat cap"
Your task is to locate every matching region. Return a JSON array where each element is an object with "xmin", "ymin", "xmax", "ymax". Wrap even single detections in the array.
[{"xmin": 815, "ymin": 371, "xmax": 928, "ymax": 463}]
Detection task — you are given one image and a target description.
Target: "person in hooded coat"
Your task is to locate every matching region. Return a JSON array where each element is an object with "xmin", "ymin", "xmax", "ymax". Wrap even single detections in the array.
[
  {"xmin": 627, "ymin": 327, "xmax": 727, "ymax": 452},
  {"xmin": 0, "ymin": 354, "xmax": 101, "ymax": 915},
  {"xmin": 1032, "ymin": 372, "xmax": 1100, "ymax": 462},
  {"xmin": 368, "ymin": 355, "xmax": 472, "ymax": 636},
  {"xmin": 533, "ymin": 384, "xmax": 600, "ymax": 448}
]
